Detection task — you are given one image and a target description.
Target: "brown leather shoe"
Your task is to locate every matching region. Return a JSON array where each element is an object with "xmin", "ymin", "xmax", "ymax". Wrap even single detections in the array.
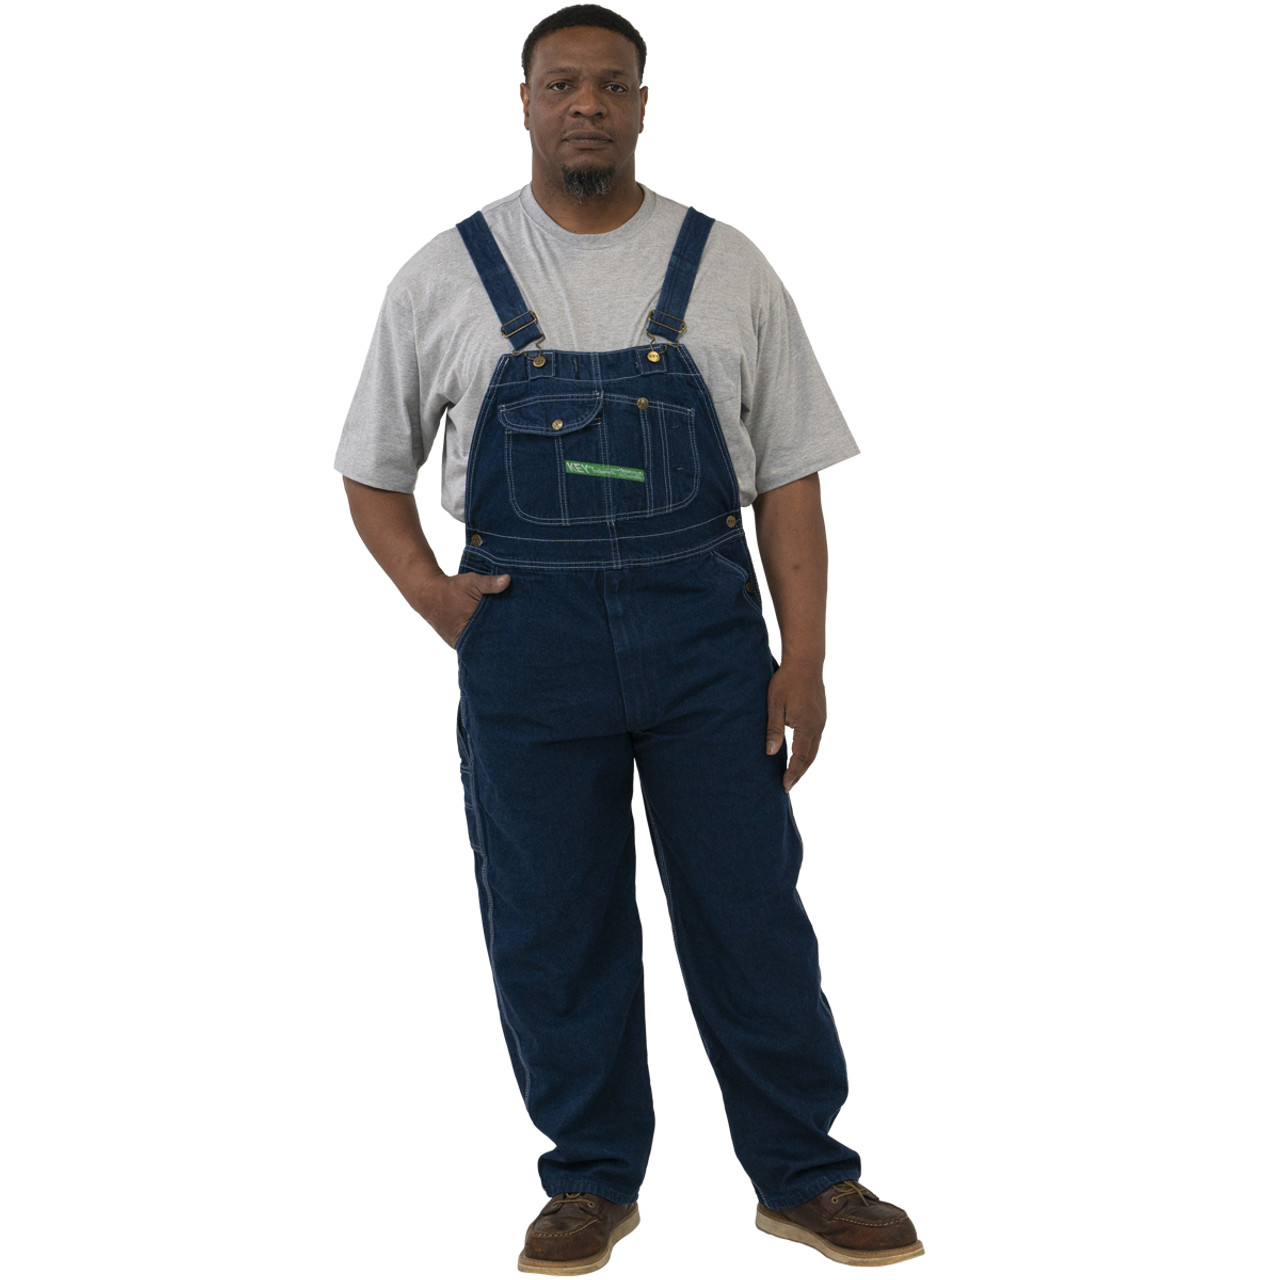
[
  {"xmin": 756, "ymin": 1180, "xmax": 924, "ymax": 1266},
  {"xmin": 518, "ymin": 1192, "xmax": 640, "ymax": 1275}
]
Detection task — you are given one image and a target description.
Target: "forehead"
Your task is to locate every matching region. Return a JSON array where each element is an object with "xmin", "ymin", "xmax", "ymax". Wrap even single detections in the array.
[{"xmin": 527, "ymin": 25, "xmax": 640, "ymax": 80}]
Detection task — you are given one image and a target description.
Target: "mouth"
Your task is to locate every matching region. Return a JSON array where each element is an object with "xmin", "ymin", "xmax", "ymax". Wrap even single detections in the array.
[{"xmin": 563, "ymin": 131, "xmax": 612, "ymax": 147}]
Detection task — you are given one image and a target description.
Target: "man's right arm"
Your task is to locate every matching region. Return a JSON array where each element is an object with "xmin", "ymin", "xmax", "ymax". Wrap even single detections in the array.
[{"xmin": 342, "ymin": 477, "xmax": 509, "ymax": 648}]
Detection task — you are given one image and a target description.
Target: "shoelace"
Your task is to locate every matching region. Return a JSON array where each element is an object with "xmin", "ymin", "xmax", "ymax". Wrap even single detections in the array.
[
  {"xmin": 830, "ymin": 1180, "xmax": 875, "ymax": 1208},
  {"xmin": 551, "ymin": 1192, "xmax": 599, "ymax": 1215}
]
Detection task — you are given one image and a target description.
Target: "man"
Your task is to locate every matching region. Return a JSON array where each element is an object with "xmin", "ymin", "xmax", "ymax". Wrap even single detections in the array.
[{"xmin": 336, "ymin": 5, "xmax": 922, "ymax": 1272}]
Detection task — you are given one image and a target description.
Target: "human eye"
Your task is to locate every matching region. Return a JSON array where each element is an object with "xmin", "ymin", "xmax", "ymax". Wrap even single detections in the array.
[
  {"xmin": 604, "ymin": 83, "xmax": 629, "ymax": 93},
  {"xmin": 548, "ymin": 80, "xmax": 571, "ymax": 91}
]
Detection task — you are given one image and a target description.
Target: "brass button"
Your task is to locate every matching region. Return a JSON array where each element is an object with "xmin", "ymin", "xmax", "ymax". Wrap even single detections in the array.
[
  {"xmin": 726, "ymin": 515, "xmax": 737, "ymax": 528},
  {"xmin": 531, "ymin": 355, "xmax": 546, "ymax": 367},
  {"xmin": 637, "ymin": 397, "xmax": 649, "ymax": 410},
  {"xmin": 647, "ymin": 350, "xmax": 661, "ymax": 363},
  {"xmin": 746, "ymin": 581, "xmax": 755, "ymax": 595},
  {"xmin": 469, "ymin": 533, "xmax": 482, "ymax": 546},
  {"xmin": 551, "ymin": 419, "xmax": 563, "ymax": 430}
]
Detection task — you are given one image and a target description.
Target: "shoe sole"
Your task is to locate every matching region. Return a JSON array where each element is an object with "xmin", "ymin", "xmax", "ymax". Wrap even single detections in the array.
[
  {"xmin": 517, "ymin": 1205, "xmax": 640, "ymax": 1275},
  {"xmin": 756, "ymin": 1206, "xmax": 925, "ymax": 1267}
]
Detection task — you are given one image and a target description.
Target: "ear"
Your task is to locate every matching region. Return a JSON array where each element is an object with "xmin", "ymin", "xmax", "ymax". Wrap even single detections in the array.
[
  {"xmin": 639, "ymin": 84, "xmax": 648, "ymax": 133},
  {"xmin": 519, "ymin": 82, "xmax": 531, "ymax": 130}
]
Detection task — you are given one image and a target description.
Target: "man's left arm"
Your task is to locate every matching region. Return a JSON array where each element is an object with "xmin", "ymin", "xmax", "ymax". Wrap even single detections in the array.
[{"xmin": 752, "ymin": 471, "xmax": 828, "ymax": 792}]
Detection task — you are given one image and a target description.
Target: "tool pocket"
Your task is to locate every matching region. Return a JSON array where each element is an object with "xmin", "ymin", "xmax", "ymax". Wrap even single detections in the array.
[{"xmin": 500, "ymin": 385, "xmax": 699, "ymax": 525}]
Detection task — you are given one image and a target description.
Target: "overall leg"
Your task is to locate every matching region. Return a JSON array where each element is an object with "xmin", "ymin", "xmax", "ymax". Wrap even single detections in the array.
[
  {"xmin": 457, "ymin": 569, "xmax": 654, "ymax": 1202},
  {"xmin": 625, "ymin": 553, "xmax": 861, "ymax": 1209}
]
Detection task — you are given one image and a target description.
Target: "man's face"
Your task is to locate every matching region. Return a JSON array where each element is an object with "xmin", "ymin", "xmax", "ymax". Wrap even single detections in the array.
[{"xmin": 520, "ymin": 26, "xmax": 647, "ymax": 197}]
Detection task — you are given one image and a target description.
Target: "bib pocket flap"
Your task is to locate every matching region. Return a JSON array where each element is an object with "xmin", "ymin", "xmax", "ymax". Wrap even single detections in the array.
[{"xmin": 499, "ymin": 389, "xmax": 604, "ymax": 437}]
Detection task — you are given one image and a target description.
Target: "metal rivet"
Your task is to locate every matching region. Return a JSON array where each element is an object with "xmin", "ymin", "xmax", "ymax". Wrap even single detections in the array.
[
  {"xmin": 746, "ymin": 581, "xmax": 755, "ymax": 595},
  {"xmin": 551, "ymin": 419, "xmax": 563, "ymax": 430},
  {"xmin": 637, "ymin": 397, "xmax": 649, "ymax": 410},
  {"xmin": 470, "ymin": 533, "xmax": 482, "ymax": 546},
  {"xmin": 726, "ymin": 515, "xmax": 737, "ymax": 528},
  {"xmin": 647, "ymin": 350, "xmax": 661, "ymax": 363},
  {"xmin": 531, "ymin": 355, "xmax": 546, "ymax": 368}
]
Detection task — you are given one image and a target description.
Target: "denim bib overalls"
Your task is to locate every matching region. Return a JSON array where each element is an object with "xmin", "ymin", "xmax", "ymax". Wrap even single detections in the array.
[{"xmin": 451, "ymin": 207, "xmax": 861, "ymax": 1209}]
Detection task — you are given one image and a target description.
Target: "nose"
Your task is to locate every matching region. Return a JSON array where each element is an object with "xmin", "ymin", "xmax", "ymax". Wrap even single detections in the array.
[{"xmin": 568, "ymin": 85, "xmax": 607, "ymax": 117}]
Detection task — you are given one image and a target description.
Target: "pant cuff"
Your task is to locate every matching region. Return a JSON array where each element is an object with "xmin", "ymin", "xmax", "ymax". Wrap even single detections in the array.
[{"xmin": 541, "ymin": 1177, "xmax": 641, "ymax": 1204}]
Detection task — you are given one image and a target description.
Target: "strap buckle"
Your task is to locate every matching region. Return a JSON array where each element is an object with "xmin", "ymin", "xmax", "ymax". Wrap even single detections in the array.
[
  {"xmin": 499, "ymin": 309, "xmax": 540, "ymax": 343},
  {"xmin": 647, "ymin": 309, "xmax": 688, "ymax": 344}
]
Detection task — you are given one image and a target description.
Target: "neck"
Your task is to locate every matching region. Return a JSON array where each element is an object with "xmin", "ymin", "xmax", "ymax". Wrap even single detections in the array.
[{"xmin": 529, "ymin": 169, "xmax": 645, "ymax": 234}]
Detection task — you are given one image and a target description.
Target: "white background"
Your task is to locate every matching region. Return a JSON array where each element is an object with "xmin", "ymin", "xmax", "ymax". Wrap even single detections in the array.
[{"xmin": 3, "ymin": 2, "xmax": 1277, "ymax": 1277}]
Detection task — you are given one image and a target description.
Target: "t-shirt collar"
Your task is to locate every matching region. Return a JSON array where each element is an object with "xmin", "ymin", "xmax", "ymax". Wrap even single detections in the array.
[{"xmin": 517, "ymin": 182, "xmax": 657, "ymax": 249}]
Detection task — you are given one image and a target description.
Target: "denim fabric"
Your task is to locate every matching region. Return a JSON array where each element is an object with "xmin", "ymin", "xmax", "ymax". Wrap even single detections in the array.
[
  {"xmin": 457, "ymin": 211, "xmax": 546, "ymax": 350},
  {"xmin": 645, "ymin": 204, "xmax": 713, "ymax": 342},
  {"xmin": 452, "ymin": 209, "xmax": 861, "ymax": 1209}
]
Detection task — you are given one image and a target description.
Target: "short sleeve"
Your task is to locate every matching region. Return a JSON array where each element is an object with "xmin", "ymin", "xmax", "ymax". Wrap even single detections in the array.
[
  {"xmin": 334, "ymin": 288, "xmax": 432, "ymax": 492},
  {"xmin": 743, "ymin": 270, "xmax": 860, "ymax": 494}
]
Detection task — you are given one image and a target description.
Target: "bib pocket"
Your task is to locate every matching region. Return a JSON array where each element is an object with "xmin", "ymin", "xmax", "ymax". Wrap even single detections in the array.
[{"xmin": 500, "ymin": 386, "xmax": 699, "ymax": 525}]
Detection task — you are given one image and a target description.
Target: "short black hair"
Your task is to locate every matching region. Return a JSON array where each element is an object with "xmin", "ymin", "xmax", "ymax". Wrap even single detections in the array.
[{"xmin": 522, "ymin": 5, "xmax": 647, "ymax": 82}]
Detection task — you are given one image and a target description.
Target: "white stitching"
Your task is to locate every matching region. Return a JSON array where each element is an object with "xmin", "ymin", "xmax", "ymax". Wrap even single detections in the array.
[{"xmin": 460, "ymin": 530, "xmax": 746, "ymax": 572}]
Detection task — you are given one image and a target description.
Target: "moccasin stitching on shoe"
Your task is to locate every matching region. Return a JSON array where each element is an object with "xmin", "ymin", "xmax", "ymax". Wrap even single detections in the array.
[
  {"xmin": 519, "ymin": 1195, "xmax": 639, "ymax": 1274},
  {"xmin": 755, "ymin": 1182, "xmax": 923, "ymax": 1266}
]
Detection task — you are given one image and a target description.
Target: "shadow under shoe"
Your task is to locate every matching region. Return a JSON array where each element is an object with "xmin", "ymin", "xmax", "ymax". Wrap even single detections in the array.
[
  {"xmin": 518, "ymin": 1192, "xmax": 640, "ymax": 1276},
  {"xmin": 756, "ymin": 1180, "xmax": 924, "ymax": 1267}
]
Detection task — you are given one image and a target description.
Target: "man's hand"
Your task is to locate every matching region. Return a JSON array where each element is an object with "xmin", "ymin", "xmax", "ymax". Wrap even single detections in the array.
[
  {"xmin": 753, "ymin": 472, "xmax": 831, "ymax": 791},
  {"xmin": 341, "ymin": 478, "xmax": 513, "ymax": 647},
  {"xmin": 419, "ymin": 572, "xmax": 511, "ymax": 649},
  {"xmin": 765, "ymin": 660, "xmax": 827, "ymax": 791}
]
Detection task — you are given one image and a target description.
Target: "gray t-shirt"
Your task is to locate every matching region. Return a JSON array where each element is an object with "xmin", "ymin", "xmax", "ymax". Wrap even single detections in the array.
[{"xmin": 335, "ymin": 185, "xmax": 858, "ymax": 520}]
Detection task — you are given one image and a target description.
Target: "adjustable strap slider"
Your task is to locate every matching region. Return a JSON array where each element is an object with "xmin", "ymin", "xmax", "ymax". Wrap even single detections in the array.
[
  {"xmin": 499, "ymin": 310, "xmax": 540, "ymax": 340},
  {"xmin": 646, "ymin": 309, "xmax": 688, "ymax": 340}
]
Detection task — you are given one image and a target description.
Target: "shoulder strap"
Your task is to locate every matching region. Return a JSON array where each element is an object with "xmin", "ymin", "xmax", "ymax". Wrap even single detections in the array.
[
  {"xmin": 456, "ymin": 212, "xmax": 545, "ymax": 351},
  {"xmin": 646, "ymin": 208, "xmax": 715, "ymax": 343}
]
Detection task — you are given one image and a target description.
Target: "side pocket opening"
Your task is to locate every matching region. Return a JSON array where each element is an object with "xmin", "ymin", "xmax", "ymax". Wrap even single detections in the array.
[{"xmin": 709, "ymin": 539, "xmax": 764, "ymax": 612}]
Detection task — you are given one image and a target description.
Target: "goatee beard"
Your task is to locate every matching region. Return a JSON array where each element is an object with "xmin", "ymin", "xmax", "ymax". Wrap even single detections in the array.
[{"xmin": 561, "ymin": 165, "xmax": 616, "ymax": 202}]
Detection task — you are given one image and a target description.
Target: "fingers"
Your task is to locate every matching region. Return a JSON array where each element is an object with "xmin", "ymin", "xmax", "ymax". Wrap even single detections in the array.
[
  {"xmin": 784, "ymin": 730, "xmax": 822, "ymax": 792},
  {"xmin": 765, "ymin": 682, "xmax": 787, "ymax": 757},
  {"xmin": 476, "ymin": 573, "xmax": 511, "ymax": 595},
  {"xmin": 766, "ymin": 666, "xmax": 826, "ymax": 790}
]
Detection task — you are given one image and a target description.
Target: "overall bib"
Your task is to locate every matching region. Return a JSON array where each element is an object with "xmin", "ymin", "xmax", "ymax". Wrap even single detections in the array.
[{"xmin": 452, "ymin": 207, "xmax": 861, "ymax": 1210}]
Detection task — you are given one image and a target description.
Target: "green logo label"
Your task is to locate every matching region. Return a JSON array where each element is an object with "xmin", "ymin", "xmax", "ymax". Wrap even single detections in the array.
[{"xmin": 565, "ymin": 461, "xmax": 645, "ymax": 482}]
